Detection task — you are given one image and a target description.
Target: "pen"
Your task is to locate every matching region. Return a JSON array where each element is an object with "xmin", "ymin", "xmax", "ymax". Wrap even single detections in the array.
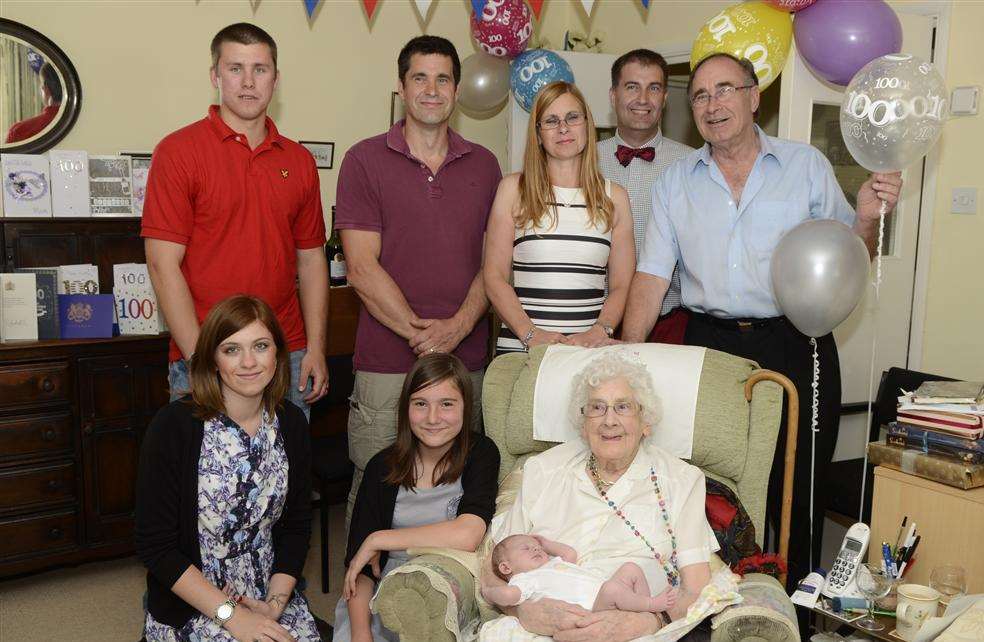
[
  {"xmin": 892, "ymin": 516, "xmax": 907, "ymax": 556},
  {"xmin": 904, "ymin": 535, "xmax": 921, "ymax": 564},
  {"xmin": 881, "ymin": 542, "xmax": 896, "ymax": 578}
]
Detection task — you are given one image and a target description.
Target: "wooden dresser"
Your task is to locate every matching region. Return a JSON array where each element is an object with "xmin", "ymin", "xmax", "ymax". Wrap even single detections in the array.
[{"xmin": 0, "ymin": 335, "xmax": 169, "ymax": 577}]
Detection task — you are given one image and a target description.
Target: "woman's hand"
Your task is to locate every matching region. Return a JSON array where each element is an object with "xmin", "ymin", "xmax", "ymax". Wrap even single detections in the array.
[
  {"xmin": 343, "ymin": 536, "xmax": 382, "ymax": 600},
  {"xmin": 514, "ymin": 598, "xmax": 591, "ymax": 636},
  {"xmin": 564, "ymin": 325, "xmax": 608, "ymax": 348},
  {"xmin": 527, "ymin": 327, "xmax": 567, "ymax": 349},
  {"xmin": 553, "ymin": 610, "xmax": 661, "ymax": 642},
  {"xmin": 224, "ymin": 605, "xmax": 296, "ymax": 642}
]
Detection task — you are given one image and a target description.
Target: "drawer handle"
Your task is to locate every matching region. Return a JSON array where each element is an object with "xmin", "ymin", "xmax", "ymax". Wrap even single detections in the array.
[
  {"xmin": 48, "ymin": 527, "xmax": 63, "ymax": 540},
  {"xmin": 41, "ymin": 378, "xmax": 55, "ymax": 392},
  {"xmin": 42, "ymin": 428, "xmax": 57, "ymax": 441},
  {"xmin": 47, "ymin": 479, "xmax": 61, "ymax": 492}
]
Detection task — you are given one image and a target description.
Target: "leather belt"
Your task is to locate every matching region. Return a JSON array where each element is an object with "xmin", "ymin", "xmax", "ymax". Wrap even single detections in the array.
[{"xmin": 691, "ymin": 312, "xmax": 786, "ymax": 333}]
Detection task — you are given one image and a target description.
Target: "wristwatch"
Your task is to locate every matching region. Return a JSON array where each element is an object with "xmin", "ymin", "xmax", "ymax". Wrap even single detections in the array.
[
  {"xmin": 598, "ymin": 323, "xmax": 615, "ymax": 339},
  {"xmin": 212, "ymin": 598, "xmax": 236, "ymax": 627}
]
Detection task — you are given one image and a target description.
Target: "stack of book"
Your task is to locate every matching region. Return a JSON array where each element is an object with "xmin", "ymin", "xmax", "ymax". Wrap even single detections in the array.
[{"xmin": 868, "ymin": 381, "xmax": 984, "ymax": 490}]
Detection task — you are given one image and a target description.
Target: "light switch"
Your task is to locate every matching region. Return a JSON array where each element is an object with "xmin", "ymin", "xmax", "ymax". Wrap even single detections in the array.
[
  {"xmin": 951, "ymin": 187, "xmax": 977, "ymax": 215},
  {"xmin": 950, "ymin": 86, "xmax": 980, "ymax": 116}
]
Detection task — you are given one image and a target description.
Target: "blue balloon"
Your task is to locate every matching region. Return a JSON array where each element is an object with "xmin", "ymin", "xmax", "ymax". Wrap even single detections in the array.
[{"xmin": 509, "ymin": 49, "xmax": 574, "ymax": 112}]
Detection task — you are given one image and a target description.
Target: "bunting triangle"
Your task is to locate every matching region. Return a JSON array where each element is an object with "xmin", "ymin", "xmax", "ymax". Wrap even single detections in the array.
[
  {"xmin": 527, "ymin": 0, "xmax": 545, "ymax": 20},
  {"xmin": 303, "ymin": 0, "xmax": 319, "ymax": 18},
  {"xmin": 363, "ymin": 0, "xmax": 379, "ymax": 20},
  {"xmin": 640, "ymin": 0, "xmax": 649, "ymax": 7},
  {"xmin": 472, "ymin": 0, "xmax": 485, "ymax": 17},
  {"xmin": 249, "ymin": 0, "xmax": 261, "ymax": 10},
  {"xmin": 413, "ymin": 0, "xmax": 433, "ymax": 22},
  {"xmin": 579, "ymin": 0, "xmax": 595, "ymax": 16}
]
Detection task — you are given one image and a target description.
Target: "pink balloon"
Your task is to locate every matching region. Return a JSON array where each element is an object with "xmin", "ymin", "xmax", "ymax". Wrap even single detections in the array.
[
  {"xmin": 471, "ymin": 0, "xmax": 532, "ymax": 59},
  {"xmin": 764, "ymin": 0, "xmax": 816, "ymax": 10}
]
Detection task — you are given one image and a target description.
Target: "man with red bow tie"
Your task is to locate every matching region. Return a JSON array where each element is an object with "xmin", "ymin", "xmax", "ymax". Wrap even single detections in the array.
[{"xmin": 598, "ymin": 50, "xmax": 693, "ymax": 343}]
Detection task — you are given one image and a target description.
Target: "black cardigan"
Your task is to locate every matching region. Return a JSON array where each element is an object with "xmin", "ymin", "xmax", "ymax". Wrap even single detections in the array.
[
  {"xmin": 345, "ymin": 433, "xmax": 500, "ymax": 580},
  {"xmin": 134, "ymin": 398, "xmax": 312, "ymax": 628}
]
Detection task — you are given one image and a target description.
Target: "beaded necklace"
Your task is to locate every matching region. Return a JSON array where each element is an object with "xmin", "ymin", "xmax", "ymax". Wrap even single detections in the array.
[{"xmin": 587, "ymin": 454, "xmax": 680, "ymax": 587}]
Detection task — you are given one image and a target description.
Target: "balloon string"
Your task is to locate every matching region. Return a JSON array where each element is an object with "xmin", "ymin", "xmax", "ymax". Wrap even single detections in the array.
[
  {"xmin": 809, "ymin": 337, "xmax": 819, "ymax": 573},
  {"xmin": 860, "ymin": 202, "xmax": 887, "ymax": 523}
]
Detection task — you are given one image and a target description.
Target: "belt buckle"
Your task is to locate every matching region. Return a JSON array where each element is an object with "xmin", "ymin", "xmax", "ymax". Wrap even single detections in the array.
[{"xmin": 737, "ymin": 320, "xmax": 754, "ymax": 332}]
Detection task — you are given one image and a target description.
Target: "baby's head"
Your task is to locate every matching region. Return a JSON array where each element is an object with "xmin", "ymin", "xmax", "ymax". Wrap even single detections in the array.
[{"xmin": 491, "ymin": 534, "xmax": 548, "ymax": 580}]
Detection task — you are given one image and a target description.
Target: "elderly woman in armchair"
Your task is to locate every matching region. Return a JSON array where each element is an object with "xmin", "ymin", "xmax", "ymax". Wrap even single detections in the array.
[{"xmin": 481, "ymin": 350, "xmax": 721, "ymax": 641}]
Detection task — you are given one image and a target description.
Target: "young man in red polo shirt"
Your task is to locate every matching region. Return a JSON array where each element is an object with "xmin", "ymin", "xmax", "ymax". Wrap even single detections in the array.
[
  {"xmin": 335, "ymin": 36, "xmax": 502, "ymax": 524},
  {"xmin": 142, "ymin": 23, "xmax": 329, "ymax": 418}
]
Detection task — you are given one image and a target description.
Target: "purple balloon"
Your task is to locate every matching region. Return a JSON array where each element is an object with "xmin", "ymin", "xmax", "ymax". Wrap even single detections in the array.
[{"xmin": 794, "ymin": 0, "xmax": 902, "ymax": 86}]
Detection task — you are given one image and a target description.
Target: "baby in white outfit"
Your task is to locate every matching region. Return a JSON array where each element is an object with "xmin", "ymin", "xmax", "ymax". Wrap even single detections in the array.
[{"xmin": 482, "ymin": 534, "xmax": 678, "ymax": 613}]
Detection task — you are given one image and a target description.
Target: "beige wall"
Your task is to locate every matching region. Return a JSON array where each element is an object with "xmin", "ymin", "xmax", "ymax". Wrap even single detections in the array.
[
  {"xmin": 3, "ymin": 0, "xmax": 980, "ymax": 378},
  {"xmin": 918, "ymin": 0, "xmax": 984, "ymax": 380}
]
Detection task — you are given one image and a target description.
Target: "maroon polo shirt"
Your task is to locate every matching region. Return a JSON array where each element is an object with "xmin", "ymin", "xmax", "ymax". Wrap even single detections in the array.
[
  {"xmin": 142, "ymin": 106, "xmax": 326, "ymax": 362},
  {"xmin": 335, "ymin": 121, "xmax": 501, "ymax": 373}
]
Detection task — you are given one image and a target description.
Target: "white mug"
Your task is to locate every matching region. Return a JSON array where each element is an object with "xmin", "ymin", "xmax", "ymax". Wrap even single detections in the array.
[{"xmin": 896, "ymin": 583, "xmax": 942, "ymax": 641}]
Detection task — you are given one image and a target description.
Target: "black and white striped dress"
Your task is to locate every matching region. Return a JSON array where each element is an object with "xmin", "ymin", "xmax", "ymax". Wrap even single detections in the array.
[{"xmin": 496, "ymin": 183, "xmax": 612, "ymax": 354}]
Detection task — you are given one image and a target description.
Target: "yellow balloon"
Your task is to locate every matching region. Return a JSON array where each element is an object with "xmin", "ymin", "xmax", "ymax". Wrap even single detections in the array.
[{"xmin": 691, "ymin": 1, "xmax": 793, "ymax": 90}]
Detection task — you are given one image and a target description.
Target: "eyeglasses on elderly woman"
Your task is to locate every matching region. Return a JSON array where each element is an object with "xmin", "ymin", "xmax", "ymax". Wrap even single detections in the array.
[{"xmin": 580, "ymin": 400, "xmax": 640, "ymax": 418}]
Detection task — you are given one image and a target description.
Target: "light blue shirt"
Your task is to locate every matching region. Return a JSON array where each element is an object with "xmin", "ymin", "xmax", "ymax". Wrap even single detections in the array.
[{"xmin": 638, "ymin": 126, "xmax": 856, "ymax": 319}]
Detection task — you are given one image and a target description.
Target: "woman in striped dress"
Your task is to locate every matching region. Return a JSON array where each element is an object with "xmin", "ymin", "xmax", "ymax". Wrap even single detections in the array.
[{"xmin": 484, "ymin": 81, "xmax": 635, "ymax": 355}]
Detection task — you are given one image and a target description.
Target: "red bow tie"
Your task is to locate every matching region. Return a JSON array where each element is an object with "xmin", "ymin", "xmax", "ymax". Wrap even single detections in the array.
[{"xmin": 615, "ymin": 145, "xmax": 655, "ymax": 167}]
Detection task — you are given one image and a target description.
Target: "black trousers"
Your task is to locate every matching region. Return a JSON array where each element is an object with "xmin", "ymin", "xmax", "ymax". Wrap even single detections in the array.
[{"xmin": 685, "ymin": 313, "xmax": 841, "ymax": 590}]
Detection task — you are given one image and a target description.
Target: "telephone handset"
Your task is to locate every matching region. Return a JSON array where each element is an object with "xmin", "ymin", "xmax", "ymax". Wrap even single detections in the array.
[{"xmin": 821, "ymin": 522, "xmax": 870, "ymax": 599}]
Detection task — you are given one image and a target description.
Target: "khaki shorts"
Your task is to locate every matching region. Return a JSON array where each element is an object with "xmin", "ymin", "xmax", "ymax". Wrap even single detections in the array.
[{"xmin": 345, "ymin": 368, "xmax": 485, "ymax": 528}]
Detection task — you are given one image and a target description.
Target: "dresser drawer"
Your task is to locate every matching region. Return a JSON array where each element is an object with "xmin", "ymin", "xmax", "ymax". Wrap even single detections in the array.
[
  {"xmin": 0, "ymin": 362, "xmax": 69, "ymax": 408},
  {"xmin": 0, "ymin": 413, "xmax": 73, "ymax": 462},
  {"xmin": 0, "ymin": 462, "xmax": 77, "ymax": 513},
  {"xmin": 0, "ymin": 511, "xmax": 78, "ymax": 558}
]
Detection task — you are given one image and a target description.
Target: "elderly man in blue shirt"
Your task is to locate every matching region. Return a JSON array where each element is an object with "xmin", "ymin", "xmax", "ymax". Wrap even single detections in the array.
[{"xmin": 622, "ymin": 52, "xmax": 902, "ymax": 590}]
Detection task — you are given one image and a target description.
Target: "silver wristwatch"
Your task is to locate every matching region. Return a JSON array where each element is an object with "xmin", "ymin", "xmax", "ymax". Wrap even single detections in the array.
[
  {"xmin": 598, "ymin": 323, "xmax": 615, "ymax": 339},
  {"xmin": 213, "ymin": 598, "xmax": 236, "ymax": 626}
]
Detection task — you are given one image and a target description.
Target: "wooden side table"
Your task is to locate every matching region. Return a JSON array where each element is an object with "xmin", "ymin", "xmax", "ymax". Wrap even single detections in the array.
[{"xmin": 868, "ymin": 466, "xmax": 984, "ymax": 593}]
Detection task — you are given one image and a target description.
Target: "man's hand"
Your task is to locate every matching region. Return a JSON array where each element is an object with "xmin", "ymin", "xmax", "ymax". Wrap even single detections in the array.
[
  {"xmin": 553, "ymin": 610, "xmax": 661, "ymax": 642},
  {"xmin": 514, "ymin": 598, "xmax": 591, "ymax": 637},
  {"xmin": 298, "ymin": 350, "xmax": 328, "ymax": 403},
  {"xmin": 408, "ymin": 317, "xmax": 467, "ymax": 355},
  {"xmin": 857, "ymin": 172, "xmax": 903, "ymax": 222}
]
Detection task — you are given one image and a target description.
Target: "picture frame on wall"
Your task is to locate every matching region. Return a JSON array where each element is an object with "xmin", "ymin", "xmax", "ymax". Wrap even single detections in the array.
[
  {"xmin": 390, "ymin": 91, "xmax": 405, "ymax": 127},
  {"xmin": 299, "ymin": 141, "xmax": 334, "ymax": 170}
]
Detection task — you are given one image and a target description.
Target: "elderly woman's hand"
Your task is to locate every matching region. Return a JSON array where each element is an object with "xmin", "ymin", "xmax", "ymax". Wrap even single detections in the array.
[
  {"xmin": 553, "ymin": 610, "xmax": 662, "ymax": 642},
  {"xmin": 514, "ymin": 598, "xmax": 592, "ymax": 636}
]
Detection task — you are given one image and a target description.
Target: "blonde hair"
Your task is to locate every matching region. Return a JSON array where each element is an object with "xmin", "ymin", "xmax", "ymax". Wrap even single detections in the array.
[{"xmin": 515, "ymin": 82, "xmax": 613, "ymax": 232}]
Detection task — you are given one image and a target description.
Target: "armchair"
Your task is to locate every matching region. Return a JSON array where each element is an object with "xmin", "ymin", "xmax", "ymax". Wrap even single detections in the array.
[{"xmin": 373, "ymin": 346, "xmax": 801, "ymax": 641}]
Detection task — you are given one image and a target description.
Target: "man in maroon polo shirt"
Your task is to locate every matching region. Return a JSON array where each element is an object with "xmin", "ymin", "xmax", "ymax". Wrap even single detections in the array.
[
  {"xmin": 335, "ymin": 35, "xmax": 502, "ymax": 522},
  {"xmin": 141, "ymin": 23, "xmax": 329, "ymax": 418}
]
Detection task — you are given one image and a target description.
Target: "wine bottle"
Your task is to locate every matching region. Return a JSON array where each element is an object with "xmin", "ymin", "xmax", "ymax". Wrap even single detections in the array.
[{"xmin": 327, "ymin": 207, "xmax": 347, "ymax": 287}]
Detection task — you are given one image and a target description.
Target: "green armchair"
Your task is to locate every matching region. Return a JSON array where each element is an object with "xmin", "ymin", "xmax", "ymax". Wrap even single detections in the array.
[{"xmin": 373, "ymin": 346, "xmax": 800, "ymax": 641}]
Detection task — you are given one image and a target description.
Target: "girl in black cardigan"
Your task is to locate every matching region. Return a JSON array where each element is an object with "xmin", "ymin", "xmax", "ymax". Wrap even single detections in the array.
[
  {"xmin": 336, "ymin": 353, "xmax": 500, "ymax": 642},
  {"xmin": 135, "ymin": 295, "xmax": 319, "ymax": 642}
]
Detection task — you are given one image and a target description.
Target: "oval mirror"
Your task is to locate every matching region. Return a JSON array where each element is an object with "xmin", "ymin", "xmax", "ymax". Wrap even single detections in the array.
[{"xmin": 1, "ymin": 18, "xmax": 82, "ymax": 154}]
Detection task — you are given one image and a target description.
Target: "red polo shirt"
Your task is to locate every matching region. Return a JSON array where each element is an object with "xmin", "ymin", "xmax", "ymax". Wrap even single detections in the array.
[
  {"xmin": 5, "ymin": 105, "xmax": 60, "ymax": 143},
  {"xmin": 141, "ymin": 106, "xmax": 326, "ymax": 362}
]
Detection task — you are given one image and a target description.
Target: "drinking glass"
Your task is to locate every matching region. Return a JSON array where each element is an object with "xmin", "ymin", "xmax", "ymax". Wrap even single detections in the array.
[
  {"xmin": 855, "ymin": 563, "xmax": 895, "ymax": 631},
  {"xmin": 930, "ymin": 565, "xmax": 967, "ymax": 608}
]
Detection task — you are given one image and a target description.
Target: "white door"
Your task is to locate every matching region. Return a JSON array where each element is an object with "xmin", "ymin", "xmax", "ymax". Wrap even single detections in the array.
[{"xmin": 777, "ymin": 14, "xmax": 936, "ymax": 461}]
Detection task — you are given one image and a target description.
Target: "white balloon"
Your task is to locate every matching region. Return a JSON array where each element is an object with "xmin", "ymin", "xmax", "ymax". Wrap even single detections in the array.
[{"xmin": 839, "ymin": 54, "xmax": 947, "ymax": 172}]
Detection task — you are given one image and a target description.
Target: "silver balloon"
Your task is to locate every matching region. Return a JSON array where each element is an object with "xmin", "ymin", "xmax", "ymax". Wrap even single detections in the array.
[
  {"xmin": 771, "ymin": 219, "xmax": 870, "ymax": 338},
  {"xmin": 839, "ymin": 54, "xmax": 947, "ymax": 172},
  {"xmin": 457, "ymin": 52, "xmax": 511, "ymax": 114}
]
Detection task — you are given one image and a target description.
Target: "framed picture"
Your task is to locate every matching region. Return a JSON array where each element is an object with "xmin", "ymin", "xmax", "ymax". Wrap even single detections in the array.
[
  {"xmin": 390, "ymin": 91, "xmax": 405, "ymax": 127},
  {"xmin": 300, "ymin": 141, "xmax": 334, "ymax": 169}
]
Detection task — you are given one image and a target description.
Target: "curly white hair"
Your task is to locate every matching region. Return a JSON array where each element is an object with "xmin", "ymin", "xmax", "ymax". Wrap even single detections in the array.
[{"xmin": 568, "ymin": 349, "xmax": 662, "ymax": 431}]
